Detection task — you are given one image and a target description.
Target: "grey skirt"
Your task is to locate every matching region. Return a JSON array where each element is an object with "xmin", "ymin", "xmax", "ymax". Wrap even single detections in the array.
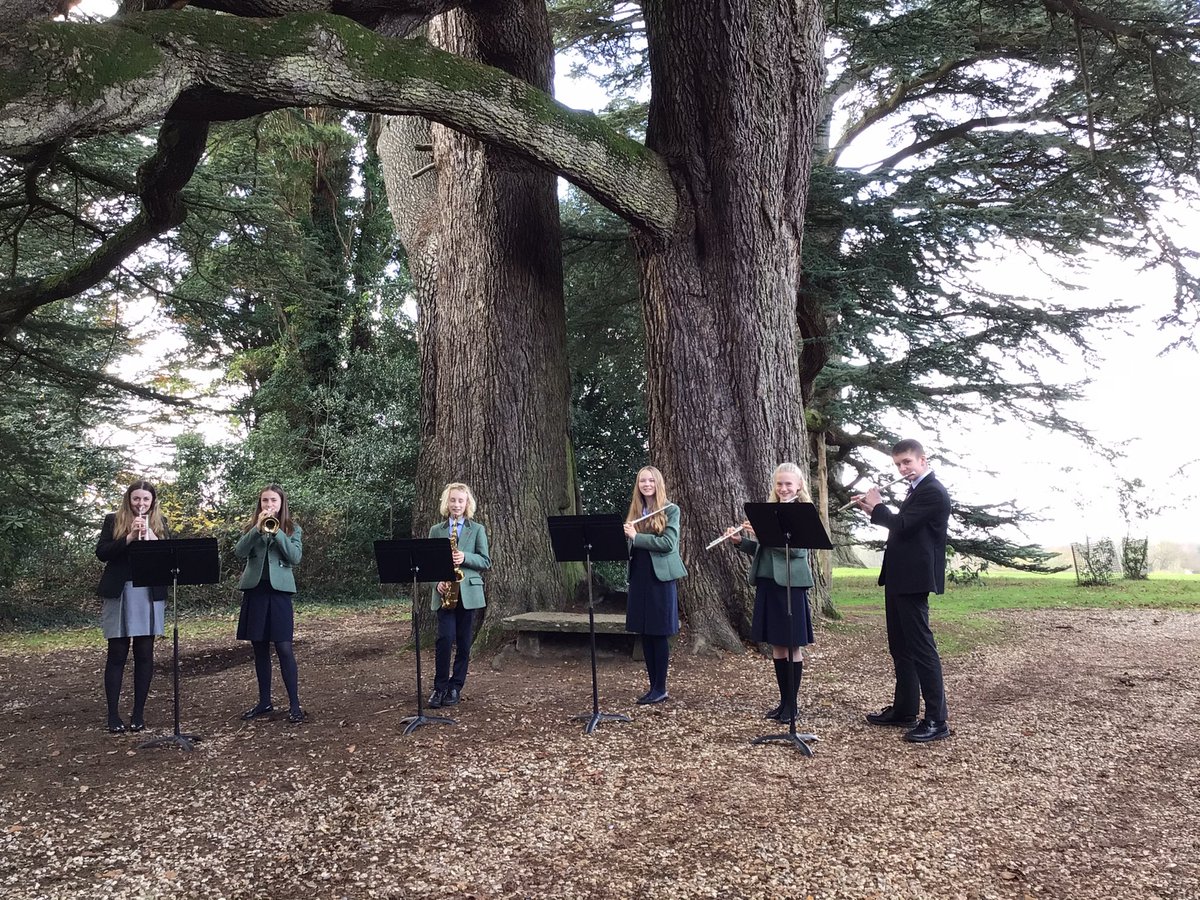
[{"xmin": 100, "ymin": 582, "xmax": 165, "ymax": 639}]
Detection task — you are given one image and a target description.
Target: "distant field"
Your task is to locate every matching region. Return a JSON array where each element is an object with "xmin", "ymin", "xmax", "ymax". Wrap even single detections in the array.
[{"xmin": 829, "ymin": 568, "xmax": 1200, "ymax": 654}]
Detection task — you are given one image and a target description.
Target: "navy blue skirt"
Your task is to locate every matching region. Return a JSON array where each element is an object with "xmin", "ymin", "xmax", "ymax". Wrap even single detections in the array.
[
  {"xmin": 750, "ymin": 580, "xmax": 813, "ymax": 647},
  {"xmin": 237, "ymin": 586, "xmax": 295, "ymax": 642},
  {"xmin": 625, "ymin": 549, "xmax": 679, "ymax": 637}
]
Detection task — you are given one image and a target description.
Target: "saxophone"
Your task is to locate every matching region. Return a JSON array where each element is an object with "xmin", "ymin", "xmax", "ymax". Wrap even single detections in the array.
[{"xmin": 442, "ymin": 526, "xmax": 465, "ymax": 609}]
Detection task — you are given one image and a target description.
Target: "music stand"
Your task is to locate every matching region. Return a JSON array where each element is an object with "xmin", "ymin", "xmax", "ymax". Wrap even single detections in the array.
[
  {"xmin": 129, "ymin": 538, "xmax": 220, "ymax": 751},
  {"xmin": 547, "ymin": 515, "xmax": 633, "ymax": 735},
  {"xmin": 743, "ymin": 502, "xmax": 832, "ymax": 757},
  {"xmin": 374, "ymin": 538, "xmax": 458, "ymax": 735}
]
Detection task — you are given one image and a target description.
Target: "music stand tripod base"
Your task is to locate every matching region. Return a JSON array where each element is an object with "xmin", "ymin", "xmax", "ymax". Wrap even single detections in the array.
[
  {"xmin": 399, "ymin": 712, "xmax": 457, "ymax": 736},
  {"xmin": 139, "ymin": 732, "xmax": 202, "ymax": 751},
  {"xmin": 572, "ymin": 710, "xmax": 632, "ymax": 735},
  {"xmin": 751, "ymin": 729, "xmax": 818, "ymax": 756}
]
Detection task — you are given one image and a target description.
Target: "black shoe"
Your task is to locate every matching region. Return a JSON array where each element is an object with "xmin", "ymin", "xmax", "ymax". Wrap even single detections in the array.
[
  {"xmin": 443, "ymin": 688, "xmax": 460, "ymax": 706},
  {"xmin": 865, "ymin": 705, "xmax": 919, "ymax": 728},
  {"xmin": 106, "ymin": 717, "xmax": 126, "ymax": 734},
  {"xmin": 288, "ymin": 708, "xmax": 307, "ymax": 724},
  {"xmin": 241, "ymin": 703, "xmax": 274, "ymax": 720},
  {"xmin": 644, "ymin": 690, "xmax": 669, "ymax": 705},
  {"xmin": 427, "ymin": 690, "xmax": 444, "ymax": 709},
  {"xmin": 636, "ymin": 691, "xmax": 656, "ymax": 705},
  {"xmin": 128, "ymin": 719, "xmax": 146, "ymax": 733},
  {"xmin": 904, "ymin": 718, "xmax": 950, "ymax": 743},
  {"xmin": 764, "ymin": 704, "xmax": 783, "ymax": 720}
]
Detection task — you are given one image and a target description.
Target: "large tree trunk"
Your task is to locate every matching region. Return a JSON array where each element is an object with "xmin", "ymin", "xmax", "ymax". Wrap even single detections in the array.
[
  {"xmin": 388, "ymin": 1, "xmax": 576, "ymax": 617},
  {"xmin": 634, "ymin": 1, "xmax": 826, "ymax": 652}
]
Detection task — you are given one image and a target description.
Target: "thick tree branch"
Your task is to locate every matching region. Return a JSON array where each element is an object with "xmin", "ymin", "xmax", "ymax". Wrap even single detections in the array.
[
  {"xmin": 0, "ymin": 12, "xmax": 678, "ymax": 235},
  {"xmin": 0, "ymin": 118, "xmax": 208, "ymax": 335}
]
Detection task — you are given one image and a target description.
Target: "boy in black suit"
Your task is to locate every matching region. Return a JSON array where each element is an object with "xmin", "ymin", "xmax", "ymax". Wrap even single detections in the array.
[{"xmin": 853, "ymin": 439, "xmax": 952, "ymax": 743}]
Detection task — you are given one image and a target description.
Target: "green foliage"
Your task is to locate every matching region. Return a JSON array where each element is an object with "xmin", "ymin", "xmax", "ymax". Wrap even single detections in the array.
[
  {"xmin": 1121, "ymin": 537, "xmax": 1150, "ymax": 581},
  {"xmin": 562, "ymin": 191, "xmax": 647, "ymax": 513},
  {"xmin": 945, "ymin": 547, "xmax": 989, "ymax": 586},
  {"xmin": 1072, "ymin": 537, "xmax": 1118, "ymax": 586}
]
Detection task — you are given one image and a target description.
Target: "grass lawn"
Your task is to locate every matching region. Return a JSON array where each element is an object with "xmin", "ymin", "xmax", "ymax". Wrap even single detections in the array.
[{"xmin": 829, "ymin": 568, "xmax": 1200, "ymax": 654}]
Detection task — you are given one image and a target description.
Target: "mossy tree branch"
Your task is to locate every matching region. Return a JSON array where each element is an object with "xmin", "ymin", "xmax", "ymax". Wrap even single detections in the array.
[{"xmin": 0, "ymin": 11, "xmax": 678, "ymax": 235}]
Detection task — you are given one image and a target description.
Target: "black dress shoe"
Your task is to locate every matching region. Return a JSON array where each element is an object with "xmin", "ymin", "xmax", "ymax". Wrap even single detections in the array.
[
  {"xmin": 644, "ymin": 690, "xmax": 669, "ymax": 705},
  {"xmin": 287, "ymin": 708, "xmax": 307, "ymax": 724},
  {"xmin": 128, "ymin": 720, "xmax": 146, "ymax": 733},
  {"xmin": 443, "ymin": 688, "xmax": 460, "ymax": 706},
  {"xmin": 903, "ymin": 718, "xmax": 951, "ymax": 743},
  {"xmin": 865, "ymin": 705, "xmax": 919, "ymax": 728},
  {"xmin": 241, "ymin": 703, "xmax": 274, "ymax": 720},
  {"xmin": 427, "ymin": 690, "xmax": 444, "ymax": 709},
  {"xmin": 106, "ymin": 718, "xmax": 126, "ymax": 734},
  {"xmin": 636, "ymin": 691, "xmax": 655, "ymax": 705},
  {"xmin": 764, "ymin": 704, "xmax": 783, "ymax": 720}
]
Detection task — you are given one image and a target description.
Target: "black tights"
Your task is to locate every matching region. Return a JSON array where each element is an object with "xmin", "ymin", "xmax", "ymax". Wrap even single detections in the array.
[
  {"xmin": 252, "ymin": 640, "xmax": 300, "ymax": 712},
  {"xmin": 104, "ymin": 636, "xmax": 155, "ymax": 725}
]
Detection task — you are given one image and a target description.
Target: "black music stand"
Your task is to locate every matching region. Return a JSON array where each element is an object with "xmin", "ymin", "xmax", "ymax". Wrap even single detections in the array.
[
  {"xmin": 374, "ymin": 538, "xmax": 457, "ymax": 736},
  {"xmin": 547, "ymin": 515, "xmax": 633, "ymax": 735},
  {"xmin": 744, "ymin": 502, "xmax": 832, "ymax": 757},
  {"xmin": 129, "ymin": 538, "xmax": 220, "ymax": 751}
]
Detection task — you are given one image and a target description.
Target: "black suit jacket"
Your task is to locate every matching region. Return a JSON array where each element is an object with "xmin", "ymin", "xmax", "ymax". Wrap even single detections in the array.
[
  {"xmin": 870, "ymin": 473, "xmax": 951, "ymax": 595},
  {"xmin": 95, "ymin": 513, "xmax": 169, "ymax": 600}
]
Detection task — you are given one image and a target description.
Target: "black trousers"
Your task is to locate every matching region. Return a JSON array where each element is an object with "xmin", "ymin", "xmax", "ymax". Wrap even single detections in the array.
[
  {"xmin": 434, "ymin": 603, "xmax": 475, "ymax": 693},
  {"xmin": 885, "ymin": 590, "xmax": 948, "ymax": 722}
]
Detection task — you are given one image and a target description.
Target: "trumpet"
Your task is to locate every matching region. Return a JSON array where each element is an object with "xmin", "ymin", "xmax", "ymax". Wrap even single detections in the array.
[
  {"xmin": 834, "ymin": 474, "xmax": 911, "ymax": 512},
  {"xmin": 705, "ymin": 496, "xmax": 799, "ymax": 550},
  {"xmin": 629, "ymin": 502, "xmax": 677, "ymax": 525},
  {"xmin": 260, "ymin": 515, "xmax": 280, "ymax": 534}
]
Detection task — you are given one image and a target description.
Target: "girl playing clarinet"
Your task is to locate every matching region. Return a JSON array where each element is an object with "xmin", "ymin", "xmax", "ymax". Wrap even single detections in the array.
[
  {"xmin": 623, "ymin": 466, "xmax": 686, "ymax": 704},
  {"xmin": 724, "ymin": 462, "xmax": 814, "ymax": 722},
  {"xmin": 96, "ymin": 480, "xmax": 169, "ymax": 733},
  {"xmin": 234, "ymin": 484, "xmax": 306, "ymax": 723},
  {"xmin": 427, "ymin": 482, "xmax": 490, "ymax": 709}
]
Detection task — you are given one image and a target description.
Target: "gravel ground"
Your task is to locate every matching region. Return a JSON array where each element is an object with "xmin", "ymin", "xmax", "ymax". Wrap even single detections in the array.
[{"xmin": 1, "ymin": 607, "xmax": 1197, "ymax": 899}]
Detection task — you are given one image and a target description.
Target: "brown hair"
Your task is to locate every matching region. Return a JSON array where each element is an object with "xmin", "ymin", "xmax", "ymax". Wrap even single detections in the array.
[{"xmin": 243, "ymin": 483, "xmax": 296, "ymax": 535}]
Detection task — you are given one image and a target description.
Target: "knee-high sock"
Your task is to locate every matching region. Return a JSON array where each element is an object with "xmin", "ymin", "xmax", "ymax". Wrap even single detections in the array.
[
  {"xmin": 251, "ymin": 640, "xmax": 273, "ymax": 705},
  {"xmin": 772, "ymin": 658, "xmax": 788, "ymax": 706},
  {"xmin": 788, "ymin": 661, "xmax": 804, "ymax": 716},
  {"xmin": 104, "ymin": 638, "xmax": 131, "ymax": 720},
  {"xmin": 130, "ymin": 636, "xmax": 155, "ymax": 723},
  {"xmin": 274, "ymin": 640, "xmax": 300, "ymax": 710}
]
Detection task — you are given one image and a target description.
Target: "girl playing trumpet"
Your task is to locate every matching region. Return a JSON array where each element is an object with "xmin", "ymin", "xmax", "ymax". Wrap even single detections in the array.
[
  {"xmin": 723, "ymin": 462, "xmax": 814, "ymax": 722},
  {"xmin": 234, "ymin": 484, "xmax": 306, "ymax": 723},
  {"xmin": 95, "ymin": 480, "xmax": 169, "ymax": 733},
  {"xmin": 623, "ymin": 466, "xmax": 686, "ymax": 704}
]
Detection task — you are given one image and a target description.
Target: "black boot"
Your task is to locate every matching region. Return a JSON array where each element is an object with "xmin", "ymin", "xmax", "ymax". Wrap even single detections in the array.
[{"xmin": 765, "ymin": 658, "xmax": 788, "ymax": 719}]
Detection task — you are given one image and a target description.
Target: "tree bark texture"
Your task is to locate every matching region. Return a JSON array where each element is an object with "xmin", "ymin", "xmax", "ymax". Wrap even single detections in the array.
[
  {"xmin": 403, "ymin": 0, "xmax": 578, "ymax": 619},
  {"xmin": 634, "ymin": 0, "xmax": 826, "ymax": 651}
]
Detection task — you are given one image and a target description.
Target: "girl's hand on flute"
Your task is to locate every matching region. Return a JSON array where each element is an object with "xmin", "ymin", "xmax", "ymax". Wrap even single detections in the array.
[{"xmin": 623, "ymin": 523, "xmax": 637, "ymax": 539}]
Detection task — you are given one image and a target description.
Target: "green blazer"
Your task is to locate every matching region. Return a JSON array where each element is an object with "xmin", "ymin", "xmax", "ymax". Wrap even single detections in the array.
[
  {"xmin": 736, "ymin": 534, "xmax": 813, "ymax": 589},
  {"xmin": 628, "ymin": 504, "xmax": 687, "ymax": 582},
  {"xmin": 427, "ymin": 519, "xmax": 490, "ymax": 611},
  {"xmin": 234, "ymin": 524, "xmax": 303, "ymax": 593}
]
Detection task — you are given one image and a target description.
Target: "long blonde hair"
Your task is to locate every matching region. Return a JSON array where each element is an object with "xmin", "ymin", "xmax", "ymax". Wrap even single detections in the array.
[
  {"xmin": 113, "ymin": 480, "xmax": 167, "ymax": 539},
  {"xmin": 768, "ymin": 462, "xmax": 811, "ymax": 503},
  {"xmin": 438, "ymin": 482, "xmax": 478, "ymax": 520},
  {"xmin": 626, "ymin": 466, "xmax": 669, "ymax": 535}
]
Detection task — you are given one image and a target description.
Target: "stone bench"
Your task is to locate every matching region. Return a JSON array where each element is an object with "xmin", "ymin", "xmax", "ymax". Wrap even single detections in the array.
[{"xmin": 498, "ymin": 611, "xmax": 643, "ymax": 659}]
